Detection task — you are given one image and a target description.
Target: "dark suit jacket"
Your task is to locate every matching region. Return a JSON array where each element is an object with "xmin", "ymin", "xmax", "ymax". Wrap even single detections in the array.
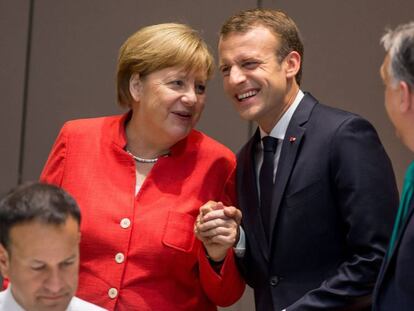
[
  {"xmin": 373, "ymin": 197, "xmax": 414, "ymax": 311},
  {"xmin": 236, "ymin": 93, "xmax": 399, "ymax": 311}
]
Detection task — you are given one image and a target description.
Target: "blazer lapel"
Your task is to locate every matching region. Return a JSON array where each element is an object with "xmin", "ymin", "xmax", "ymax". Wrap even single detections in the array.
[
  {"xmin": 269, "ymin": 93, "xmax": 317, "ymax": 247},
  {"xmin": 237, "ymin": 130, "xmax": 269, "ymax": 261}
]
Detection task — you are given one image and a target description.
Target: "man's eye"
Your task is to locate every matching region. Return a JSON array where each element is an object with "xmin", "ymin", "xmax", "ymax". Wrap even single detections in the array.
[
  {"xmin": 243, "ymin": 61, "xmax": 259, "ymax": 69},
  {"xmin": 62, "ymin": 260, "xmax": 75, "ymax": 267},
  {"xmin": 220, "ymin": 66, "xmax": 230, "ymax": 77},
  {"xmin": 195, "ymin": 84, "xmax": 206, "ymax": 95},
  {"xmin": 31, "ymin": 265, "xmax": 45, "ymax": 271}
]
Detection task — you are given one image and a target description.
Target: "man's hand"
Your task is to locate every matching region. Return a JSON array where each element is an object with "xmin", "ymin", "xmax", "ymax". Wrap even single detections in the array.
[{"xmin": 194, "ymin": 201, "xmax": 242, "ymax": 262}]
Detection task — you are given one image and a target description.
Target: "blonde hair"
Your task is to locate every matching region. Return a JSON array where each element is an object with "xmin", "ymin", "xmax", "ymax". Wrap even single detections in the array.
[{"xmin": 117, "ymin": 23, "xmax": 214, "ymax": 108}]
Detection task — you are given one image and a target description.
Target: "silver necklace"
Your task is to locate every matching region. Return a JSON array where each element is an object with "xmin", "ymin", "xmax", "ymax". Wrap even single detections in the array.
[{"xmin": 126, "ymin": 150, "xmax": 168, "ymax": 163}]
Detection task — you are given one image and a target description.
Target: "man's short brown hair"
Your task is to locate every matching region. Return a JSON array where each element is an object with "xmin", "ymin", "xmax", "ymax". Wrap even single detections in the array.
[{"xmin": 220, "ymin": 8, "xmax": 304, "ymax": 85}]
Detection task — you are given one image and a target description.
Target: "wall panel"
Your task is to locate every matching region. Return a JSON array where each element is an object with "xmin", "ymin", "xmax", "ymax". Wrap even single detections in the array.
[{"xmin": 0, "ymin": 0, "xmax": 30, "ymax": 194}]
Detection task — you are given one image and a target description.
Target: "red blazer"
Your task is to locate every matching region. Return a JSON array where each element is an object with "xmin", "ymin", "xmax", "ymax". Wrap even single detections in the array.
[{"xmin": 40, "ymin": 113, "xmax": 245, "ymax": 311}]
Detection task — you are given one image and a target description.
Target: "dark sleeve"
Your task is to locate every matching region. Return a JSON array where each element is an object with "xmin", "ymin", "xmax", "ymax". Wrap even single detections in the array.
[{"xmin": 287, "ymin": 116, "xmax": 399, "ymax": 310}]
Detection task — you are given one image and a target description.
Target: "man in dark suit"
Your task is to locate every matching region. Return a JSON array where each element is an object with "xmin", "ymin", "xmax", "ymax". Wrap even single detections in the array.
[
  {"xmin": 373, "ymin": 21, "xmax": 414, "ymax": 311},
  {"xmin": 213, "ymin": 8, "xmax": 399, "ymax": 310}
]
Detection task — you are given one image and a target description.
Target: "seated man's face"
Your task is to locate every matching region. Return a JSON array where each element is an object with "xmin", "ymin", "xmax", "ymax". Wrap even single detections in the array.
[{"xmin": 0, "ymin": 217, "xmax": 80, "ymax": 311}]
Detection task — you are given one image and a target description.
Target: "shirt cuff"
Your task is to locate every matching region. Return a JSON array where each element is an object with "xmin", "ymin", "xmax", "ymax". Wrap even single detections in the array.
[{"xmin": 233, "ymin": 226, "xmax": 246, "ymax": 257}]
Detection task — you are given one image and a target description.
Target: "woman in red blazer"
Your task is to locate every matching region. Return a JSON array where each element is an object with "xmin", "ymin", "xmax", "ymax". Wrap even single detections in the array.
[{"xmin": 40, "ymin": 23, "xmax": 244, "ymax": 311}]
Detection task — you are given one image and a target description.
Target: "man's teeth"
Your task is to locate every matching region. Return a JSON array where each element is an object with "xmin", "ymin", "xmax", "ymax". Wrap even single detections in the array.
[{"xmin": 238, "ymin": 90, "xmax": 258, "ymax": 100}]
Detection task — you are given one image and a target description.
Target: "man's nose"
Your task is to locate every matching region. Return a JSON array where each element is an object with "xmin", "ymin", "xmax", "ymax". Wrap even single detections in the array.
[
  {"xmin": 228, "ymin": 66, "xmax": 247, "ymax": 85},
  {"xmin": 44, "ymin": 269, "xmax": 65, "ymax": 293}
]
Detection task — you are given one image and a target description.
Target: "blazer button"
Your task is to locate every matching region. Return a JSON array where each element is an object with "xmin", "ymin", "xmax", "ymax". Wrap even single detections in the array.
[
  {"xmin": 115, "ymin": 252, "xmax": 125, "ymax": 264},
  {"xmin": 120, "ymin": 218, "xmax": 131, "ymax": 229},
  {"xmin": 108, "ymin": 287, "xmax": 118, "ymax": 299},
  {"xmin": 270, "ymin": 276, "xmax": 279, "ymax": 287}
]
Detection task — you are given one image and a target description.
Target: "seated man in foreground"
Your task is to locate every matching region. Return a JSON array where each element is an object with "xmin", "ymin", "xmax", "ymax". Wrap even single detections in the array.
[{"xmin": 0, "ymin": 182, "xmax": 106, "ymax": 311}]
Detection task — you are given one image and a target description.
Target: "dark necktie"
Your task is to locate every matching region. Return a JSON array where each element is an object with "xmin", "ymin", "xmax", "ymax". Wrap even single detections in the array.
[
  {"xmin": 387, "ymin": 161, "xmax": 414, "ymax": 259},
  {"xmin": 259, "ymin": 136, "xmax": 278, "ymax": 239}
]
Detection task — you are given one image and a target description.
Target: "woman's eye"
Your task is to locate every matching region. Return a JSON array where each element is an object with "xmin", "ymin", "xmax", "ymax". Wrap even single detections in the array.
[
  {"xmin": 170, "ymin": 80, "xmax": 184, "ymax": 87},
  {"xmin": 195, "ymin": 84, "xmax": 206, "ymax": 95}
]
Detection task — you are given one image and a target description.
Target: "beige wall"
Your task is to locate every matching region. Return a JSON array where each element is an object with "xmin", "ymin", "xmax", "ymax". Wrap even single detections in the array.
[
  {"xmin": 265, "ymin": 0, "xmax": 414, "ymax": 191},
  {"xmin": 0, "ymin": 0, "xmax": 30, "ymax": 193},
  {"xmin": 1, "ymin": 1, "xmax": 414, "ymax": 310}
]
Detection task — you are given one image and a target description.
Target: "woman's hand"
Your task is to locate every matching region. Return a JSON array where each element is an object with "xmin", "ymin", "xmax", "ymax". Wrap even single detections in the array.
[{"xmin": 194, "ymin": 201, "xmax": 242, "ymax": 262}]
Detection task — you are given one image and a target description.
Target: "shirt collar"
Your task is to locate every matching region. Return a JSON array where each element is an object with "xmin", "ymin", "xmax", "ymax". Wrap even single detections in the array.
[
  {"xmin": 2, "ymin": 286, "xmax": 26, "ymax": 311},
  {"xmin": 259, "ymin": 89, "xmax": 304, "ymax": 140},
  {"xmin": 2, "ymin": 285, "xmax": 73, "ymax": 311}
]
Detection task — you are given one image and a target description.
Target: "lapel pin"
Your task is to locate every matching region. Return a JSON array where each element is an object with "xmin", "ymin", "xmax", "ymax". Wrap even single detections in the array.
[{"xmin": 289, "ymin": 136, "xmax": 296, "ymax": 143}]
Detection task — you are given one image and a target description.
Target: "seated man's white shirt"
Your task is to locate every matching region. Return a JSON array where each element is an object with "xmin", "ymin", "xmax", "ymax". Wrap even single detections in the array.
[{"xmin": 0, "ymin": 285, "xmax": 107, "ymax": 311}]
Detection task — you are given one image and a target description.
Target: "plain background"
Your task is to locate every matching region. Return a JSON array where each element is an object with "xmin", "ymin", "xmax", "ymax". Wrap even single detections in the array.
[{"xmin": 1, "ymin": 1, "xmax": 413, "ymax": 310}]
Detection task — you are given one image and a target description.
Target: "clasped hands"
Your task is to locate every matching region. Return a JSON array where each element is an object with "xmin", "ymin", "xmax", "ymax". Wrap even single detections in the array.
[{"xmin": 194, "ymin": 201, "xmax": 242, "ymax": 262}]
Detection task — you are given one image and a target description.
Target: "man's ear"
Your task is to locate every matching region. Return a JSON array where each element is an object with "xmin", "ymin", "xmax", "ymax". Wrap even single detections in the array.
[
  {"xmin": 129, "ymin": 73, "xmax": 142, "ymax": 103},
  {"xmin": 0, "ymin": 244, "xmax": 10, "ymax": 279},
  {"xmin": 399, "ymin": 81, "xmax": 413, "ymax": 113},
  {"xmin": 284, "ymin": 51, "xmax": 301, "ymax": 79}
]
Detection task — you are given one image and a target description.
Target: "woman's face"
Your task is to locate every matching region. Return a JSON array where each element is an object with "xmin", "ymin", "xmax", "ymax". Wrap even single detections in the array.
[{"xmin": 131, "ymin": 66, "xmax": 207, "ymax": 146}]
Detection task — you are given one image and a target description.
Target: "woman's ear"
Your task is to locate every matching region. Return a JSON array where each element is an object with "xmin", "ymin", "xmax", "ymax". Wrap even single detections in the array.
[
  {"xmin": 284, "ymin": 51, "xmax": 301, "ymax": 80},
  {"xmin": 129, "ymin": 73, "xmax": 142, "ymax": 102}
]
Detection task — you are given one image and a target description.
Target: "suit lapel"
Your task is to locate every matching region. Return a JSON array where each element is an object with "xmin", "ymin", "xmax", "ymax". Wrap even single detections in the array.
[
  {"xmin": 238, "ymin": 130, "xmax": 270, "ymax": 261},
  {"xmin": 269, "ymin": 94, "xmax": 317, "ymax": 247}
]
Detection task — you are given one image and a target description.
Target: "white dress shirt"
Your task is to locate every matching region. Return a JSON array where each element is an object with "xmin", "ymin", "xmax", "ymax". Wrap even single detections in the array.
[
  {"xmin": 0, "ymin": 285, "xmax": 107, "ymax": 311},
  {"xmin": 234, "ymin": 90, "xmax": 304, "ymax": 256},
  {"xmin": 255, "ymin": 89, "xmax": 304, "ymax": 188}
]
